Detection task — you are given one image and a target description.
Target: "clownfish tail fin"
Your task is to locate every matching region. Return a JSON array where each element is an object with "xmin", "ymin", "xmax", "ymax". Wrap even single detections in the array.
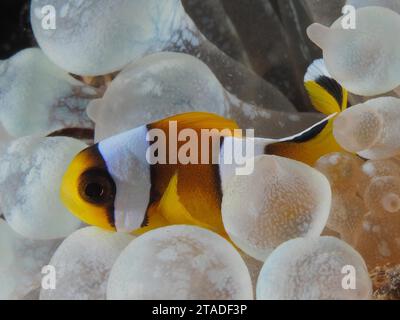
[{"xmin": 304, "ymin": 59, "xmax": 349, "ymax": 115}]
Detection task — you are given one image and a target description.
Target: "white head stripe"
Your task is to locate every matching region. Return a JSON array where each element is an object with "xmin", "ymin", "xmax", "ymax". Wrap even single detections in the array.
[{"xmin": 98, "ymin": 126, "xmax": 152, "ymax": 232}]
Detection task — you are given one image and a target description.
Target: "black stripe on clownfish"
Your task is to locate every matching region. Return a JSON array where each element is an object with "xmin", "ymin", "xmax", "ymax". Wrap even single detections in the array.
[
  {"xmin": 290, "ymin": 119, "xmax": 328, "ymax": 143},
  {"xmin": 315, "ymin": 75, "xmax": 344, "ymax": 110}
]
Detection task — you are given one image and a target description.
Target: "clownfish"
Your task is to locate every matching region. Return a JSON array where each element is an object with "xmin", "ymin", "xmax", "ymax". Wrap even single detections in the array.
[{"xmin": 60, "ymin": 59, "xmax": 348, "ymax": 236}]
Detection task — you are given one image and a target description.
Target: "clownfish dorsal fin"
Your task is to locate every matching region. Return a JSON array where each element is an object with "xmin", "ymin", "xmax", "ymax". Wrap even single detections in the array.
[
  {"xmin": 149, "ymin": 112, "xmax": 240, "ymax": 133},
  {"xmin": 304, "ymin": 59, "xmax": 349, "ymax": 115},
  {"xmin": 157, "ymin": 172, "xmax": 211, "ymax": 229}
]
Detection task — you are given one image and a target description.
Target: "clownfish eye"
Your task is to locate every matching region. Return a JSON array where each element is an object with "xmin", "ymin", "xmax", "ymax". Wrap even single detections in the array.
[
  {"xmin": 79, "ymin": 169, "xmax": 116, "ymax": 205},
  {"xmin": 84, "ymin": 182, "xmax": 104, "ymax": 199}
]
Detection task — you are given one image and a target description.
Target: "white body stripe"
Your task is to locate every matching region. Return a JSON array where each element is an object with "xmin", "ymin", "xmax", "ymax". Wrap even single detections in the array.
[{"xmin": 98, "ymin": 125, "xmax": 151, "ymax": 233}]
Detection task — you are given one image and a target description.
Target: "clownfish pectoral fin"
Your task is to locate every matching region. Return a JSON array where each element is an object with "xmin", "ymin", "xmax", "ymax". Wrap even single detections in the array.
[
  {"xmin": 304, "ymin": 59, "xmax": 349, "ymax": 115},
  {"xmin": 157, "ymin": 172, "xmax": 211, "ymax": 229}
]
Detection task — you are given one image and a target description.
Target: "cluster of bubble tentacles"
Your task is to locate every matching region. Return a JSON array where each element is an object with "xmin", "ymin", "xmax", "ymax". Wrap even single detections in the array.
[
  {"xmin": 1, "ymin": 1, "xmax": 400, "ymax": 300},
  {"xmin": 309, "ymin": 1, "xmax": 400, "ymax": 299}
]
